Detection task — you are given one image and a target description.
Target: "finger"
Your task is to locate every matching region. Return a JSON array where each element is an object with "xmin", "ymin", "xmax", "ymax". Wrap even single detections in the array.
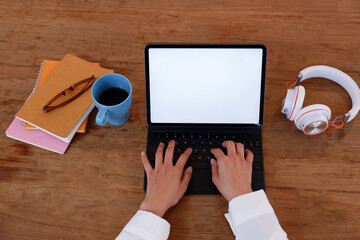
[
  {"xmin": 222, "ymin": 141, "xmax": 236, "ymax": 157},
  {"xmin": 155, "ymin": 142, "xmax": 165, "ymax": 169},
  {"xmin": 180, "ymin": 166, "xmax": 193, "ymax": 194},
  {"xmin": 235, "ymin": 142, "xmax": 245, "ymax": 160},
  {"xmin": 211, "ymin": 148, "xmax": 226, "ymax": 160},
  {"xmin": 210, "ymin": 158, "xmax": 219, "ymax": 184},
  {"xmin": 176, "ymin": 148, "xmax": 192, "ymax": 169},
  {"xmin": 164, "ymin": 140, "xmax": 176, "ymax": 164},
  {"xmin": 141, "ymin": 151, "xmax": 153, "ymax": 175},
  {"xmin": 245, "ymin": 149, "xmax": 254, "ymax": 164}
]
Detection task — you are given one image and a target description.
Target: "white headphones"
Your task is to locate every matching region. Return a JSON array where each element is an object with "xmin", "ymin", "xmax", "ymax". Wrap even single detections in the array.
[{"xmin": 281, "ymin": 65, "xmax": 360, "ymax": 135}]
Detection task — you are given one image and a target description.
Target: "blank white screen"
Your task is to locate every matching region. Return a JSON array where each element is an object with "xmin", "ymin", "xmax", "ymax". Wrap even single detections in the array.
[{"xmin": 149, "ymin": 48, "xmax": 263, "ymax": 124}]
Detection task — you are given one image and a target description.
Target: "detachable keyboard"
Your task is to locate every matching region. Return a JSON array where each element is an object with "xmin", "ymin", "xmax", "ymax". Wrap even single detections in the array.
[
  {"xmin": 146, "ymin": 131, "xmax": 263, "ymax": 172},
  {"xmin": 144, "ymin": 129, "xmax": 265, "ymax": 194}
]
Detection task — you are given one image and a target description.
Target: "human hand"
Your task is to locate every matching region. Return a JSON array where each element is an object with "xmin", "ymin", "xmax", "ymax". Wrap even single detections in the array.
[
  {"xmin": 140, "ymin": 140, "xmax": 193, "ymax": 217},
  {"xmin": 211, "ymin": 141, "xmax": 253, "ymax": 202}
]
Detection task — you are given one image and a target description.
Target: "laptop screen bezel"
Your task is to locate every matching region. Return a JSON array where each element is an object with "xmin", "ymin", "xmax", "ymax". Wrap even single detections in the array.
[{"xmin": 145, "ymin": 43, "xmax": 267, "ymax": 127}]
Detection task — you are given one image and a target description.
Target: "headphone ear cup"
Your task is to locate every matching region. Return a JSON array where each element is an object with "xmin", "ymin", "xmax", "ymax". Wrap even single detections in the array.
[
  {"xmin": 281, "ymin": 86, "xmax": 305, "ymax": 121},
  {"xmin": 294, "ymin": 104, "xmax": 332, "ymax": 135}
]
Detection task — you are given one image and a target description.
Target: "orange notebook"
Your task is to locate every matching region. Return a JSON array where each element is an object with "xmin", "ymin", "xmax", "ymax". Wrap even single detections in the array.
[
  {"xmin": 23, "ymin": 60, "xmax": 99, "ymax": 133},
  {"xmin": 16, "ymin": 54, "xmax": 114, "ymax": 142}
]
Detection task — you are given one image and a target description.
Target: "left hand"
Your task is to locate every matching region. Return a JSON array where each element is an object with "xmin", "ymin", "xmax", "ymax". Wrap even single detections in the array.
[{"xmin": 139, "ymin": 140, "xmax": 193, "ymax": 217}]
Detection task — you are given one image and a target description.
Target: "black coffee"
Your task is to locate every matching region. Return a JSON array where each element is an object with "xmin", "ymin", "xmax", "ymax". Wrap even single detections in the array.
[{"xmin": 98, "ymin": 87, "xmax": 129, "ymax": 106}]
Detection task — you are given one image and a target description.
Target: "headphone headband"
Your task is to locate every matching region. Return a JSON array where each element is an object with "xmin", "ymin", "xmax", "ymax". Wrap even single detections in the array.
[{"xmin": 294, "ymin": 65, "xmax": 360, "ymax": 123}]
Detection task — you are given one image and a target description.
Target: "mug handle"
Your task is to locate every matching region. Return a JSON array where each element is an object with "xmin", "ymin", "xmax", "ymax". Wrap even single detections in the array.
[{"xmin": 96, "ymin": 109, "xmax": 109, "ymax": 126}]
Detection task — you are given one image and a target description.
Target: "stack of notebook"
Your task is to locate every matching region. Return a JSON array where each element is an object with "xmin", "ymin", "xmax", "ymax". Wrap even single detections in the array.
[{"xmin": 5, "ymin": 54, "xmax": 113, "ymax": 154}]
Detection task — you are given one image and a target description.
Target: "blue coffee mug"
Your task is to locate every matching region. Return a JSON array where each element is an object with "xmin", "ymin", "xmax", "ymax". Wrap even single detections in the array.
[{"xmin": 91, "ymin": 73, "xmax": 132, "ymax": 126}]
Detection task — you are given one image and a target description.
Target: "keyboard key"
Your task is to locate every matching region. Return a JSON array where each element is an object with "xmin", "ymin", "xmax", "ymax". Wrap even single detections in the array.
[
  {"xmin": 253, "ymin": 161, "xmax": 262, "ymax": 170},
  {"xmin": 248, "ymin": 147, "xmax": 260, "ymax": 154},
  {"xmin": 253, "ymin": 154, "xmax": 261, "ymax": 162},
  {"xmin": 176, "ymin": 147, "xmax": 183, "ymax": 154},
  {"xmin": 147, "ymin": 146, "xmax": 157, "ymax": 154},
  {"xmin": 215, "ymin": 141, "xmax": 222, "ymax": 147},
  {"xmin": 197, "ymin": 155, "xmax": 204, "ymax": 161},
  {"xmin": 177, "ymin": 140, "xmax": 184, "ymax": 146},
  {"xmin": 249, "ymin": 133, "xmax": 259, "ymax": 140},
  {"xmin": 147, "ymin": 141, "xmax": 161, "ymax": 153}
]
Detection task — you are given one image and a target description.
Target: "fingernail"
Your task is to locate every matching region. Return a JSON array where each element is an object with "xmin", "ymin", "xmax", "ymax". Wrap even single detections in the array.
[
  {"xmin": 141, "ymin": 151, "xmax": 145, "ymax": 156},
  {"xmin": 210, "ymin": 158, "xmax": 216, "ymax": 165},
  {"xmin": 170, "ymin": 140, "xmax": 175, "ymax": 144},
  {"xmin": 187, "ymin": 167, "xmax": 193, "ymax": 173}
]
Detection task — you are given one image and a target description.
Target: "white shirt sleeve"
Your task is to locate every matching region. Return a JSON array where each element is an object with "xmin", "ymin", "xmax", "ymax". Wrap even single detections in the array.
[
  {"xmin": 116, "ymin": 191, "xmax": 286, "ymax": 240},
  {"xmin": 115, "ymin": 210, "xmax": 170, "ymax": 240},
  {"xmin": 224, "ymin": 190, "xmax": 288, "ymax": 240}
]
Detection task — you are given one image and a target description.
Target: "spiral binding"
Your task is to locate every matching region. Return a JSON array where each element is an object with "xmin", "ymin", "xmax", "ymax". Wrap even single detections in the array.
[{"xmin": 32, "ymin": 61, "xmax": 46, "ymax": 93}]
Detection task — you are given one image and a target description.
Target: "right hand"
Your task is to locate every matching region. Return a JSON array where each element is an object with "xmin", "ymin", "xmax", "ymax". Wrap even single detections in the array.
[{"xmin": 210, "ymin": 141, "xmax": 253, "ymax": 202}]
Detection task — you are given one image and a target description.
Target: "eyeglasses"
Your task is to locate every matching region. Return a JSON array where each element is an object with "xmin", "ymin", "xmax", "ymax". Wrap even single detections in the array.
[{"xmin": 43, "ymin": 75, "xmax": 96, "ymax": 113}]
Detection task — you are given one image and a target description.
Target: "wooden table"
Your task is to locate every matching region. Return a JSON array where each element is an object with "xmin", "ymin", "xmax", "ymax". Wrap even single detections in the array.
[{"xmin": 1, "ymin": 1, "xmax": 360, "ymax": 239}]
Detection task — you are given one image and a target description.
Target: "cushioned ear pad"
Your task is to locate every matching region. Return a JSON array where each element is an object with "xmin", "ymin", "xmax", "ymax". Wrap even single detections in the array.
[
  {"xmin": 281, "ymin": 86, "xmax": 305, "ymax": 121},
  {"xmin": 294, "ymin": 104, "xmax": 331, "ymax": 131}
]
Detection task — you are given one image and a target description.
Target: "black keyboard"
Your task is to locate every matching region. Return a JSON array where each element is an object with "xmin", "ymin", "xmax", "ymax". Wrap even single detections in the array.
[{"xmin": 147, "ymin": 131, "xmax": 263, "ymax": 171}]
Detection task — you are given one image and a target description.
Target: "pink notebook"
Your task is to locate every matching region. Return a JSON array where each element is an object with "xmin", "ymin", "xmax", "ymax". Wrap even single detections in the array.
[{"xmin": 6, "ymin": 117, "xmax": 69, "ymax": 154}]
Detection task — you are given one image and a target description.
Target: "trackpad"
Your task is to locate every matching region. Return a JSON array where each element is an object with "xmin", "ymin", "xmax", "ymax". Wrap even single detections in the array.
[{"xmin": 186, "ymin": 170, "xmax": 220, "ymax": 194}]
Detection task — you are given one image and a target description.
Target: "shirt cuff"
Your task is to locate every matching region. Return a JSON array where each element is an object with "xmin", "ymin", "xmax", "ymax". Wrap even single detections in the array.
[
  {"xmin": 224, "ymin": 190, "xmax": 274, "ymax": 235},
  {"xmin": 118, "ymin": 210, "xmax": 170, "ymax": 240}
]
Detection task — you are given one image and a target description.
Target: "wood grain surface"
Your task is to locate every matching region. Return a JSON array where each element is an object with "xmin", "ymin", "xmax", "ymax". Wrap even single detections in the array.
[{"xmin": 1, "ymin": 1, "xmax": 360, "ymax": 239}]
